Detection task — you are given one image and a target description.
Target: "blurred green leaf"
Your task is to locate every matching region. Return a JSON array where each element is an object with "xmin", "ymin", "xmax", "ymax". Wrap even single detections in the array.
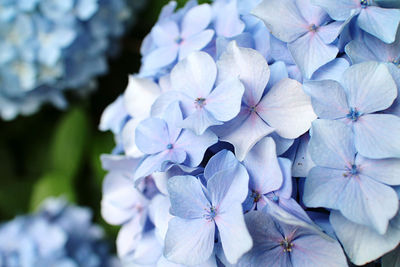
[
  {"xmin": 90, "ymin": 132, "xmax": 115, "ymax": 187},
  {"xmin": 0, "ymin": 181, "xmax": 33, "ymax": 219},
  {"xmin": 30, "ymin": 171, "xmax": 76, "ymax": 211},
  {"xmin": 50, "ymin": 107, "xmax": 89, "ymax": 179}
]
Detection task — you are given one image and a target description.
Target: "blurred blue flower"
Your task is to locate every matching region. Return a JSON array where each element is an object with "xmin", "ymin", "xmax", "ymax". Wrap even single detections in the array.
[
  {"xmin": 0, "ymin": 197, "xmax": 117, "ymax": 267},
  {"xmin": 0, "ymin": 0, "xmax": 141, "ymax": 120}
]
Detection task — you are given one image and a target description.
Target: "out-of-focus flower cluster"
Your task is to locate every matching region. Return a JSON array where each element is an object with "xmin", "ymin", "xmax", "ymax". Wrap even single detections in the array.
[
  {"xmin": 0, "ymin": 0, "xmax": 144, "ymax": 120},
  {"xmin": 0, "ymin": 197, "xmax": 118, "ymax": 267},
  {"xmin": 100, "ymin": 0, "xmax": 400, "ymax": 266}
]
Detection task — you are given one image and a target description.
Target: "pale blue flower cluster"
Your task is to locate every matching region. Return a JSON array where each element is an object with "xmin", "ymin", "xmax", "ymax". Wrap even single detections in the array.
[
  {"xmin": 0, "ymin": 197, "xmax": 118, "ymax": 267},
  {"xmin": 0, "ymin": 0, "xmax": 143, "ymax": 120},
  {"xmin": 100, "ymin": 0, "xmax": 400, "ymax": 266}
]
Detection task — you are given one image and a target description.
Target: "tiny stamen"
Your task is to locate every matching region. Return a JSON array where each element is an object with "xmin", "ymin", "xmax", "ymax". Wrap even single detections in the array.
[
  {"xmin": 251, "ymin": 190, "xmax": 262, "ymax": 203},
  {"xmin": 309, "ymin": 24, "xmax": 318, "ymax": 32},
  {"xmin": 344, "ymin": 164, "xmax": 359, "ymax": 177},
  {"xmin": 280, "ymin": 238, "xmax": 294, "ymax": 252},
  {"xmin": 166, "ymin": 143, "xmax": 173, "ymax": 150},
  {"xmin": 347, "ymin": 107, "xmax": 360, "ymax": 122},
  {"xmin": 203, "ymin": 206, "xmax": 218, "ymax": 222},
  {"xmin": 360, "ymin": 0, "xmax": 372, "ymax": 7},
  {"xmin": 195, "ymin": 97, "xmax": 207, "ymax": 108}
]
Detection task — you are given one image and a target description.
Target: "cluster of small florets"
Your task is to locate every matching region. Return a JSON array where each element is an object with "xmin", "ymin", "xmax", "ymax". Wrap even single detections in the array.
[
  {"xmin": 0, "ymin": 197, "xmax": 117, "ymax": 266},
  {"xmin": 0, "ymin": 0, "xmax": 142, "ymax": 120},
  {"xmin": 100, "ymin": 0, "xmax": 400, "ymax": 266}
]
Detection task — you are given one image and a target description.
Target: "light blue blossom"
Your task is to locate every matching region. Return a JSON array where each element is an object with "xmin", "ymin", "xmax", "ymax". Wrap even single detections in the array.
[
  {"xmin": 304, "ymin": 119, "xmax": 400, "ymax": 234},
  {"xmin": 253, "ymin": 0, "xmax": 343, "ymax": 78},
  {"xmin": 164, "ymin": 150, "xmax": 252, "ymax": 265},
  {"xmin": 134, "ymin": 101, "xmax": 218, "ymax": 181},
  {"xmin": 235, "ymin": 207, "xmax": 347, "ymax": 267},
  {"xmin": 0, "ymin": 197, "xmax": 117, "ymax": 267},
  {"xmin": 304, "ymin": 61, "xmax": 400, "ymax": 158},
  {"xmin": 312, "ymin": 0, "xmax": 400, "ymax": 43},
  {"xmin": 0, "ymin": 0, "xmax": 141, "ymax": 120}
]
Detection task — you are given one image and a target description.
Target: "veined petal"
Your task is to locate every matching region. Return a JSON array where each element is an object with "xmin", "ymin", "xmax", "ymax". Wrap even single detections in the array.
[
  {"xmin": 330, "ymin": 211, "xmax": 400, "ymax": 266},
  {"xmin": 151, "ymin": 20, "xmax": 179, "ymax": 47},
  {"xmin": 358, "ymin": 6, "xmax": 400, "ymax": 44},
  {"xmin": 354, "ymin": 114, "xmax": 400, "ymax": 159},
  {"xmin": 179, "ymin": 29, "xmax": 215, "ymax": 60},
  {"xmin": 311, "ymin": 0, "xmax": 360, "ymax": 21},
  {"xmin": 142, "ymin": 45, "xmax": 178, "ymax": 71},
  {"xmin": 205, "ymin": 78, "xmax": 244, "ymax": 122},
  {"xmin": 288, "ymin": 32, "xmax": 338, "ymax": 79},
  {"xmin": 164, "ymin": 217, "xmax": 215, "ymax": 266},
  {"xmin": 216, "ymin": 42, "xmax": 270, "ymax": 107},
  {"xmin": 345, "ymin": 40, "xmax": 377, "ymax": 64},
  {"xmin": 218, "ymin": 109, "xmax": 275, "ymax": 161},
  {"xmin": 311, "ymin": 58, "xmax": 350, "ymax": 82},
  {"xmin": 343, "ymin": 61, "xmax": 397, "ymax": 114},
  {"xmin": 171, "ymin": 52, "xmax": 216, "ymax": 99},
  {"xmin": 167, "ymin": 175, "xmax": 211, "ymax": 219},
  {"xmin": 135, "ymin": 118, "xmax": 169, "ymax": 154},
  {"xmin": 204, "ymin": 150, "xmax": 240, "ymax": 181},
  {"xmin": 258, "ymin": 78, "xmax": 316, "ymax": 139},
  {"xmin": 244, "ymin": 137, "xmax": 283, "ymax": 194},
  {"xmin": 303, "ymin": 80, "xmax": 349, "ymax": 120},
  {"xmin": 356, "ymin": 154, "xmax": 400, "ymax": 186},
  {"xmin": 252, "ymin": 0, "xmax": 309, "ymax": 43},
  {"xmin": 308, "ymin": 119, "xmax": 355, "ymax": 169},
  {"xmin": 215, "ymin": 202, "xmax": 253, "ymax": 264},
  {"xmin": 181, "ymin": 4, "xmax": 212, "ymax": 38},
  {"xmin": 180, "ymin": 108, "xmax": 222, "ymax": 135},
  {"xmin": 317, "ymin": 21, "xmax": 344, "ymax": 44}
]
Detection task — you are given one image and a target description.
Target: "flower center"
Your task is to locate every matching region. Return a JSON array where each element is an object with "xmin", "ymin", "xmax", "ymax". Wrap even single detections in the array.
[
  {"xmin": 391, "ymin": 58, "xmax": 400, "ymax": 68},
  {"xmin": 251, "ymin": 190, "xmax": 262, "ymax": 203},
  {"xmin": 360, "ymin": 0, "xmax": 372, "ymax": 7},
  {"xmin": 195, "ymin": 97, "xmax": 207, "ymax": 108},
  {"xmin": 166, "ymin": 143, "xmax": 173, "ymax": 150},
  {"xmin": 280, "ymin": 238, "xmax": 293, "ymax": 252},
  {"xmin": 343, "ymin": 164, "xmax": 359, "ymax": 177},
  {"xmin": 203, "ymin": 206, "xmax": 218, "ymax": 222},
  {"xmin": 175, "ymin": 36, "xmax": 183, "ymax": 44},
  {"xmin": 309, "ymin": 24, "xmax": 318, "ymax": 32},
  {"xmin": 347, "ymin": 107, "xmax": 360, "ymax": 122}
]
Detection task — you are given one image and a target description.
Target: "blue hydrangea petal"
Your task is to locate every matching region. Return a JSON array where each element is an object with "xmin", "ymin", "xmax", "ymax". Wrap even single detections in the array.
[
  {"xmin": 357, "ymin": 6, "xmax": 400, "ymax": 44},
  {"xmin": 218, "ymin": 109, "xmax": 274, "ymax": 161},
  {"xmin": 275, "ymin": 158, "xmax": 293, "ymax": 199},
  {"xmin": 308, "ymin": 119, "xmax": 355, "ymax": 169},
  {"xmin": 330, "ymin": 210, "xmax": 400, "ymax": 266},
  {"xmin": 116, "ymin": 217, "xmax": 144, "ymax": 258},
  {"xmin": 99, "ymin": 95, "xmax": 128, "ymax": 134},
  {"xmin": 178, "ymin": 29, "xmax": 214, "ymax": 60},
  {"xmin": 135, "ymin": 118, "xmax": 169, "ymax": 155},
  {"xmin": 345, "ymin": 40, "xmax": 378, "ymax": 64},
  {"xmin": 317, "ymin": 21, "xmax": 344, "ymax": 44},
  {"xmin": 162, "ymin": 101, "xmax": 183, "ymax": 145},
  {"xmin": 128, "ymin": 230, "xmax": 163, "ymax": 266},
  {"xmin": 311, "ymin": 58, "xmax": 350, "ymax": 82},
  {"xmin": 356, "ymin": 155, "xmax": 400, "ymax": 186},
  {"xmin": 213, "ymin": 0, "xmax": 245, "ymax": 38},
  {"xmin": 204, "ymin": 149, "xmax": 240, "ymax": 181},
  {"xmin": 151, "ymin": 91, "xmax": 193, "ymax": 118},
  {"xmin": 167, "ymin": 175, "xmax": 211, "ymax": 219},
  {"xmin": 181, "ymin": 4, "xmax": 212, "ymax": 39},
  {"xmin": 295, "ymin": 0, "xmax": 329, "ymax": 26},
  {"xmin": 171, "ymin": 51, "xmax": 216, "ymax": 100},
  {"xmin": 288, "ymin": 32, "xmax": 339, "ymax": 78},
  {"xmin": 386, "ymin": 64, "xmax": 400, "ymax": 116},
  {"xmin": 311, "ymin": 0, "xmax": 360, "ymax": 21},
  {"xmin": 363, "ymin": 29, "xmax": 400, "ymax": 60},
  {"xmin": 174, "ymin": 129, "xmax": 218, "ymax": 167},
  {"xmin": 215, "ymin": 202, "xmax": 252, "ymax": 264},
  {"xmin": 75, "ymin": 0, "xmax": 98, "ymax": 20},
  {"xmin": 304, "ymin": 166, "xmax": 399, "ymax": 234},
  {"xmin": 258, "ymin": 78, "xmax": 316, "ymax": 139},
  {"xmin": 270, "ymin": 132, "xmax": 294, "ymax": 156},
  {"xmin": 180, "ymin": 108, "xmax": 222, "ymax": 135},
  {"xmin": 164, "ymin": 217, "xmax": 215, "ymax": 266},
  {"xmin": 151, "ymin": 20, "xmax": 180, "ymax": 47},
  {"xmin": 217, "ymin": 42, "xmax": 270, "ymax": 107},
  {"xmin": 252, "ymin": 0, "xmax": 309, "ymax": 43},
  {"xmin": 303, "ymin": 80, "xmax": 349, "ymax": 120},
  {"xmin": 354, "ymin": 114, "xmax": 400, "ymax": 159},
  {"xmin": 205, "ymin": 78, "xmax": 244, "ymax": 122},
  {"xmin": 343, "ymin": 61, "xmax": 397, "ymax": 114},
  {"xmin": 243, "ymin": 137, "xmax": 283, "ymax": 194},
  {"xmin": 142, "ymin": 46, "xmax": 179, "ymax": 72}
]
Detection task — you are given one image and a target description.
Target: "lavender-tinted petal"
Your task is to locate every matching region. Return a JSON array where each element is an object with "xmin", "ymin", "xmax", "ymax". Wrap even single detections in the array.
[
  {"xmin": 252, "ymin": 0, "xmax": 308, "ymax": 43},
  {"xmin": 164, "ymin": 217, "xmax": 215, "ymax": 266},
  {"xmin": 148, "ymin": 194, "xmax": 172, "ymax": 241},
  {"xmin": 142, "ymin": 45, "xmax": 178, "ymax": 71},
  {"xmin": 178, "ymin": 29, "xmax": 215, "ymax": 60},
  {"xmin": 276, "ymin": 158, "xmax": 293, "ymax": 199},
  {"xmin": 216, "ymin": 42, "xmax": 270, "ymax": 107},
  {"xmin": 180, "ymin": 108, "xmax": 222, "ymax": 135},
  {"xmin": 206, "ymin": 78, "xmax": 245, "ymax": 122},
  {"xmin": 203, "ymin": 150, "xmax": 240, "ymax": 181},
  {"xmin": 215, "ymin": 202, "xmax": 252, "ymax": 264},
  {"xmin": 330, "ymin": 211, "xmax": 400, "ymax": 266},
  {"xmin": 130, "ymin": 230, "xmax": 163, "ymax": 266},
  {"xmin": 162, "ymin": 101, "xmax": 183, "ymax": 144},
  {"xmin": 171, "ymin": 51, "xmax": 216, "ymax": 99},
  {"xmin": 175, "ymin": 129, "xmax": 218, "ymax": 167},
  {"xmin": 357, "ymin": 7, "xmax": 400, "ymax": 44},
  {"xmin": 213, "ymin": 0, "xmax": 245, "ymax": 38},
  {"xmin": 354, "ymin": 114, "xmax": 400, "ymax": 159},
  {"xmin": 181, "ymin": 4, "xmax": 212, "ymax": 38},
  {"xmin": 317, "ymin": 21, "xmax": 344, "ymax": 44},
  {"xmin": 345, "ymin": 39, "xmax": 377, "ymax": 63},
  {"xmin": 258, "ymin": 78, "xmax": 316, "ymax": 139},
  {"xmin": 151, "ymin": 91, "xmax": 192, "ymax": 118},
  {"xmin": 295, "ymin": 0, "xmax": 329, "ymax": 26},
  {"xmin": 311, "ymin": 57, "xmax": 350, "ymax": 82},
  {"xmin": 271, "ymin": 132, "xmax": 294, "ymax": 156},
  {"xmin": 116, "ymin": 217, "xmax": 144, "ymax": 258},
  {"xmin": 267, "ymin": 61, "xmax": 289, "ymax": 91},
  {"xmin": 288, "ymin": 32, "xmax": 338, "ymax": 79},
  {"xmin": 218, "ymin": 109, "xmax": 275, "ymax": 161},
  {"xmin": 343, "ymin": 61, "xmax": 397, "ymax": 114},
  {"xmin": 356, "ymin": 154, "xmax": 400, "ymax": 186},
  {"xmin": 122, "ymin": 118, "xmax": 144, "ymax": 158},
  {"xmin": 308, "ymin": 119, "xmax": 355, "ymax": 169},
  {"xmin": 244, "ymin": 137, "xmax": 283, "ymax": 194},
  {"xmin": 167, "ymin": 175, "xmax": 210, "ymax": 219},
  {"xmin": 135, "ymin": 118, "xmax": 169, "ymax": 154},
  {"xmin": 311, "ymin": 0, "xmax": 360, "ymax": 21},
  {"xmin": 101, "ymin": 154, "xmax": 140, "ymax": 173},
  {"xmin": 303, "ymin": 80, "xmax": 349, "ymax": 120},
  {"xmin": 292, "ymin": 134, "xmax": 315, "ymax": 178}
]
